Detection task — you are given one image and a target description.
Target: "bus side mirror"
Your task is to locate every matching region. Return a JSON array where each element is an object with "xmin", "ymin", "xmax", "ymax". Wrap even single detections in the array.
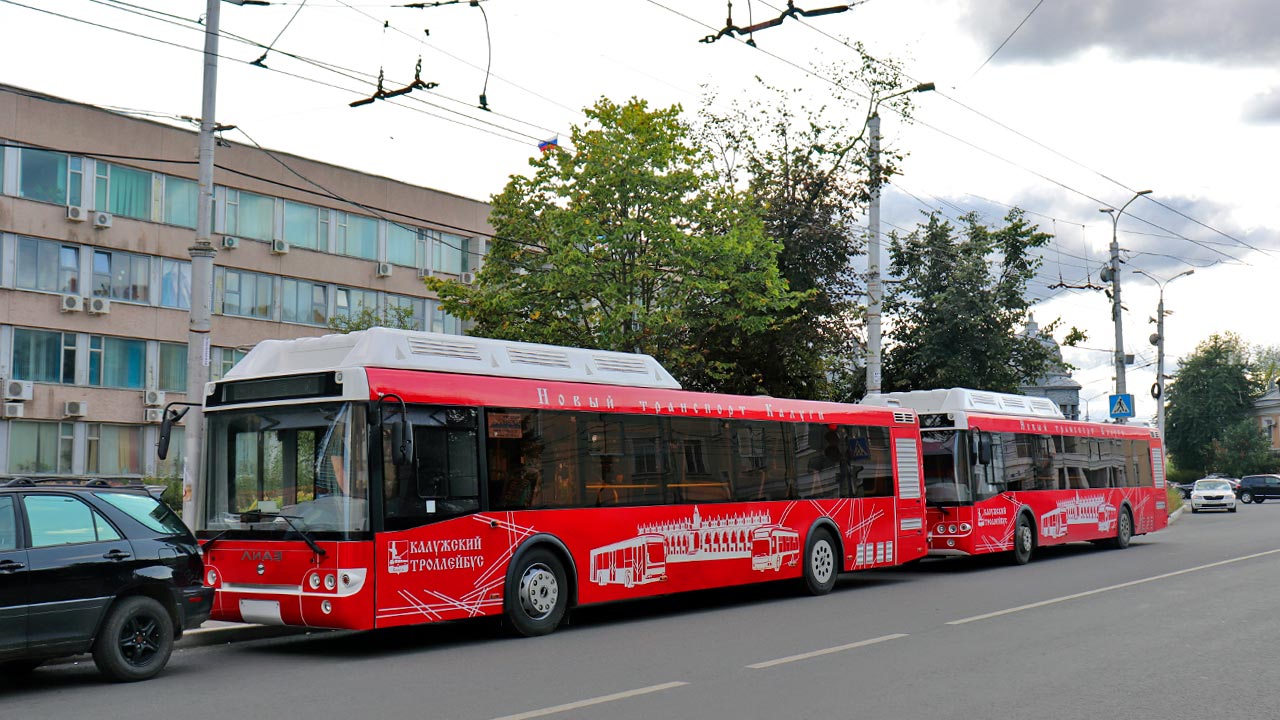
[
  {"xmin": 975, "ymin": 432, "xmax": 993, "ymax": 465},
  {"xmin": 156, "ymin": 405, "xmax": 192, "ymax": 460},
  {"xmin": 391, "ymin": 418, "xmax": 414, "ymax": 466}
]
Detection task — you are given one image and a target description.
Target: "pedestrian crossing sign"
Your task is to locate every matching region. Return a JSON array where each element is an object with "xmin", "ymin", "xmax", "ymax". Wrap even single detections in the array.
[{"xmin": 1109, "ymin": 393, "xmax": 1135, "ymax": 418}]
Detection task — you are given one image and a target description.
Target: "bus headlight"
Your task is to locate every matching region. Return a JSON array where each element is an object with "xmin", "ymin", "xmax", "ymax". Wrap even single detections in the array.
[
  {"xmin": 324, "ymin": 574, "xmax": 337, "ymax": 591},
  {"xmin": 309, "ymin": 574, "xmax": 321, "ymax": 590},
  {"xmin": 948, "ymin": 524, "xmax": 957, "ymax": 533},
  {"xmin": 206, "ymin": 570, "xmax": 218, "ymax": 585},
  {"xmin": 321, "ymin": 600, "xmax": 332, "ymax": 614},
  {"xmin": 959, "ymin": 523, "xmax": 972, "ymax": 532}
]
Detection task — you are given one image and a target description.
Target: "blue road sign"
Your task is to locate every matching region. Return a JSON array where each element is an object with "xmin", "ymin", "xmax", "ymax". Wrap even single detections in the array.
[
  {"xmin": 847, "ymin": 437, "xmax": 871, "ymax": 460},
  {"xmin": 1109, "ymin": 394, "xmax": 1135, "ymax": 418}
]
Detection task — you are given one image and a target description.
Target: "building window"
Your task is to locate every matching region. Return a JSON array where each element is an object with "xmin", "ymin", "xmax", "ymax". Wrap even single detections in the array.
[
  {"xmin": 387, "ymin": 223, "xmax": 422, "ymax": 267},
  {"xmin": 15, "ymin": 237, "xmax": 78, "ymax": 294},
  {"xmin": 387, "ymin": 294, "xmax": 426, "ymax": 330},
  {"xmin": 160, "ymin": 258, "xmax": 192, "ymax": 309},
  {"xmin": 212, "ymin": 347, "xmax": 249, "ymax": 381},
  {"xmin": 430, "ymin": 299, "xmax": 461, "ymax": 335},
  {"xmin": 158, "ymin": 342, "xmax": 187, "ymax": 392},
  {"xmin": 281, "ymin": 278, "xmax": 328, "ymax": 325},
  {"xmin": 433, "ymin": 232, "xmax": 470, "ymax": 275},
  {"xmin": 337, "ymin": 212, "xmax": 378, "ymax": 260},
  {"xmin": 89, "ymin": 335, "xmax": 146, "ymax": 389},
  {"xmin": 283, "ymin": 201, "xmax": 328, "ymax": 251},
  {"xmin": 87, "ymin": 424, "xmax": 144, "ymax": 476},
  {"xmin": 18, "ymin": 148, "xmax": 70, "ymax": 205},
  {"xmin": 92, "ymin": 249, "xmax": 151, "ymax": 303},
  {"xmin": 156, "ymin": 426, "xmax": 185, "ymax": 481},
  {"xmin": 164, "ymin": 176, "xmax": 198, "ymax": 228},
  {"xmin": 334, "ymin": 287, "xmax": 378, "ymax": 321},
  {"xmin": 7, "ymin": 421, "xmax": 74, "ymax": 475},
  {"xmin": 11, "ymin": 328, "xmax": 76, "ymax": 384},
  {"xmin": 94, "ymin": 162, "xmax": 152, "ymax": 220},
  {"xmin": 216, "ymin": 267, "xmax": 274, "ymax": 319},
  {"xmin": 225, "ymin": 188, "xmax": 274, "ymax": 241}
]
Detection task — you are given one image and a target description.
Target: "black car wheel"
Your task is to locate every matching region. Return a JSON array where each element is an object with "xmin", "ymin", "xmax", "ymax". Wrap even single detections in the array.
[{"xmin": 92, "ymin": 596, "xmax": 175, "ymax": 682}]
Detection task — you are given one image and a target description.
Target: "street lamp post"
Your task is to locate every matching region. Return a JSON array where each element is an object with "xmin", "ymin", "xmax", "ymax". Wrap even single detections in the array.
[
  {"xmin": 865, "ymin": 81, "xmax": 933, "ymax": 396},
  {"xmin": 1099, "ymin": 189, "xmax": 1152, "ymax": 422},
  {"xmin": 1135, "ymin": 268, "xmax": 1194, "ymax": 438}
]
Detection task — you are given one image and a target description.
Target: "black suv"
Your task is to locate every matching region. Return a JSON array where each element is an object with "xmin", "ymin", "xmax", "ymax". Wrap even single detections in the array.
[
  {"xmin": 1237, "ymin": 475, "xmax": 1280, "ymax": 504},
  {"xmin": 0, "ymin": 479, "xmax": 213, "ymax": 682}
]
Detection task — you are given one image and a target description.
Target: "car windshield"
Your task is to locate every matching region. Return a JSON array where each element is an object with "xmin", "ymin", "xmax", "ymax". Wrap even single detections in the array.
[
  {"xmin": 202, "ymin": 402, "xmax": 369, "ymax": 537},
  {"xmin": 1196, "ymin": 480, "xmax": 1232, "ymax": 492}
]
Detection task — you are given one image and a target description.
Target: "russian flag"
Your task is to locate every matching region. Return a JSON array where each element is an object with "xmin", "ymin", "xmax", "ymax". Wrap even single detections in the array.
[{"xmin": 537, "ymin": 136, "xmax": 558, "ymax": 152}]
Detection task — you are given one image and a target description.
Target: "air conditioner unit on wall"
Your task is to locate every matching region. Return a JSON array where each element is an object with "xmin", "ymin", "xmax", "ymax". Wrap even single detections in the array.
[
  {"xmin": 416, "ymin": 267, "xmax": 431, "ymax": 279},
  {"xmin": 64, "ymin": 401, "xmax": 87, "ymax": 417},
  {"xmin": 88, "ymin": 297, "xmax": 111, "ymax": 315},
  {"xmin": 5, "ymin": 380, "xmax": 33, "ymax": 402},
  {"xmin": 376, "ymin": 262, "xmax": 393, "ymax": 278},
  {"xmin": 459, "ymin": 271, "xmax": 476, "ymax": 285},
  {"xmin": 67, "ymin": 205, "xmax": 88, "ymax": 222},
  {"xmin": 222, "ymin": 235, "xmax": 240, "ymax": 249},
  {"xmin": 144, "ymin": 390, "xmax": 166, "ymax": 407},
  {"xmin": 271, "ymin": 239, "xmax": 290, "ymax": 255},
  {"xmin": 92, "ymin": 211, "xmax": 113, "ymax": 228},
  {"xmin": 143, "ymin": 408, "xmax": 166, "ymax": 424},
  {"xmin": 61, "ymin": 295, "xmax": 84, "ymax": 313},
  {"xmin": 3, "ymin": 403, "xmax": 25, "ymax": 419}
]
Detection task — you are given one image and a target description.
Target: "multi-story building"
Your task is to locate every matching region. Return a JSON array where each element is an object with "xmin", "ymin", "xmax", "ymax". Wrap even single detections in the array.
[{"xmin": 0, "ymin": 84, "xmax": 490, "ymax": 484}]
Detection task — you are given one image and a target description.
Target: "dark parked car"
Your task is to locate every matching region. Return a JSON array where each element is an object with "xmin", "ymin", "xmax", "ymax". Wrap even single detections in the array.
[
  {"xmin": 1237, "ymin": 475, "xmax": 1280, "ymax": 504},
  {"xmin": 0, "ymin": 479, "xmax": 213, "ymax": 682}
]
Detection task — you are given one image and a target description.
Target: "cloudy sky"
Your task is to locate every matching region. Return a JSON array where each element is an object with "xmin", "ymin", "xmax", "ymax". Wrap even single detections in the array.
[{"xmin": 2, "ymin": 0, "xmax": 1278, "ymax": 422}]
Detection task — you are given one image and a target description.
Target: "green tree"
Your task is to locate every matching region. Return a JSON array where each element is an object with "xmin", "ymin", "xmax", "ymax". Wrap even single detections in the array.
[
  {"xmin": 696, "ymin": 46, "xmax": 918, "ymax": 399},
  {"xmin": 327, "ymin": 304, "xmax": 419, "ymax": 333},
  {"xmin": 881, "ymin": 210, "xmax": 1068, "ymax": 392},
  {"xmin": 1164, "ymin": 333, "xmax": 1262, "ymax": 472},
  {"xmin": 429, "ymin": 97, "xmax": 801, "ymax": 393},
  {"xmin": 1206, "ymin": 418, "xmax": 1273, "ymax": 477}
]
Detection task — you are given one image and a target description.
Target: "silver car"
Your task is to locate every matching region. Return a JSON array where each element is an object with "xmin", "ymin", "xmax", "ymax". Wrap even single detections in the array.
[{"xmin": 1190, "ymin": 479, "xmax": 1238, "ymax": 513}]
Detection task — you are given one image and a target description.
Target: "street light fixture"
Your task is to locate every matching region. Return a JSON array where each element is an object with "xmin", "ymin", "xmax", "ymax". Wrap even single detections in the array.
[
  {"xmin": 1134, "ymin": 267, "xmax": 1194, "ymax": 438},
  {"xmin": 1099, "ymin": 189, "xmax": 1152, "ymax": 422},
  {"xmin": 865, "ymin": 81, "xmax": 934, "ymax": 396}
]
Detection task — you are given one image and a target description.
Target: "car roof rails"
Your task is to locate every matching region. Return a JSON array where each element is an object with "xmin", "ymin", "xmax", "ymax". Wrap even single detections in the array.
[{"xmin": 3, "ymin": 477, "xmax": 35, "ymax": 487}]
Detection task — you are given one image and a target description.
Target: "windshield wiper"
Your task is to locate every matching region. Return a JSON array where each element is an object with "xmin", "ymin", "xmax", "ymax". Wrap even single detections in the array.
[
  {"xmin": 275, "ymin": 513, "xmax": 328, "ymax": 559},
  {"xmin": 200, "ymin": 529, "xmax": 231, "ymax": 554}
]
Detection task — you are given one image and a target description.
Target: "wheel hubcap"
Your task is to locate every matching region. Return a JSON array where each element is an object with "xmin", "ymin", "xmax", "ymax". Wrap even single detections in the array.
[
  {"xmin": 1018, "ymin": 524, "xmax": 1032, "ymax": 553},
  {"xmin": 119, "ymin": 614, "xmax": 161, "ymax": 666},
  {"xmin": 519, "ymin": 563, "xmax": 559, "ymax": 619},
  {"xmin": 1120, "ymin": 513, "xmax": 1131, "ymax": 539},
  {"xmin": 811, "ymin": 540, "xmax": 834, "ymax": 584}
]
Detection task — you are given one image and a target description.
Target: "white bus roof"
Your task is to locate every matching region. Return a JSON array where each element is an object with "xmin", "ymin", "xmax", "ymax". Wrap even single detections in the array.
[
  {"xmin": 862, "ymin": 388, "xmax": 1064, "ymax": 419},
  {"xmin": 223, "ymin": 328, "xmax": 683, "ymax": 389}
]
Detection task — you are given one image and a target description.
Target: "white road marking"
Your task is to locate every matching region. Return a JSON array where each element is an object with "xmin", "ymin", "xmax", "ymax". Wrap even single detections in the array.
[
  {"xmin": 747, "ymin": 633, "xmax": 910, "ymax": 669},
  {"xmin": 948, "ymin": 548, "xmax": 1280, "ymax": 626},
  {"xmin": 488, "ymin": 681, "xmax": 689, "ymax": 720}
]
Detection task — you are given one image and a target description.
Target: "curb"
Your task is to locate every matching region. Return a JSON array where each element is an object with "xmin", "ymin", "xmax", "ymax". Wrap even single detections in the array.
[{"xmin": 178, "ymin": 622, "xmax": 318, "ymax": 649}]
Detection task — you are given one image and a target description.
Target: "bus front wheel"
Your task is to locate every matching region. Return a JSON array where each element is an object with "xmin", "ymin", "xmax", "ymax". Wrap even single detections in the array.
[
  {"xmin": 1105, "ymin": 508, "xmax": 1133, "ymax": 549},
  {"xmin": 1010, "ymin": 514, "xmax": 1034, "ymax": 565},
  {"xmin": 802, "ymin": 528, "xmax": 838, "ymax": 595},
  {"xmin": 506, "ymin": 548, "xmax": 568, "ymax": 637}
]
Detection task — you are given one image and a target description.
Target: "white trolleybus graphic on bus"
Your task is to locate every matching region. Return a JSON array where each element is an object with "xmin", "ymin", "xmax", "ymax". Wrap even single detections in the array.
[
  {"xmin": 863, "ymin": 388, "xmax": 1168, "ymax": 565},
  {"xmin": 175, "ymin": 328, "xmax": 929, "ymax": 637}
]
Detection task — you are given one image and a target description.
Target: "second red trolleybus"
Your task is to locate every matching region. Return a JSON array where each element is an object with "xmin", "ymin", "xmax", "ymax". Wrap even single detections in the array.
[
  {"xmin": 864, "ymin": 388, "xmax": 1169, "ymax": 564},
  {"xmin": 172, "ymin": 329, "xmax": 928, "ymax": 636}
]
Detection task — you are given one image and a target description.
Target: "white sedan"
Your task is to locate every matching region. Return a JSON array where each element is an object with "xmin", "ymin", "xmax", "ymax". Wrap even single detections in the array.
[{"xmin": 1190, "ymin": 479, "xmax": 1238, "ymax": 513}]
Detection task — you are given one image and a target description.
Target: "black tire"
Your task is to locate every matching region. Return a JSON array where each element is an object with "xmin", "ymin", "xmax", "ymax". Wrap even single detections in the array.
[
  {"xmin": 1009, "ymin": 513, "xmax": 1034, "ymax": 565},
  {"xmin": 802, "ymin": 528, "xmax": 839, "ymax": 596},
  {"xmin": 1256, "ymin": 498, "xmax": 1265, "ymax": 504},
  {"xmin": 92, "ymin": 596, "xmax": 174, "ymax": 682},
  {"xmin": 1229, "ymin": 505, "xmax": 1237, "ymax": 513},
  {"xmin": 505, "ymin": 547, "xmax": 568, "ymax": 637},
  {"xmin": 1111, "ymin": 508, "xmax": 1133, "ymax": 549},
  {"xmin": 1239, "ymin": 491, "xmax": 1253, "ymax": 503}
]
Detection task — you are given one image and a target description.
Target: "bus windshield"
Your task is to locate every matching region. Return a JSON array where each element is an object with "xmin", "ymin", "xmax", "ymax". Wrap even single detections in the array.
[
  {"xmin": 203, "ymin": 402, "xmax": 369, "ymax": 537},
  {"xmin": 921, "ymin": 430, "xmax": 968, "ymax": 506}
]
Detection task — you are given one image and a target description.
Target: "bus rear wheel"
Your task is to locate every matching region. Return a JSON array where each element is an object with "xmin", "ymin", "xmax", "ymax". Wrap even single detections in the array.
[
  {"xmin": 1107, "ymin": 508, "xmax": 1133, "ymax": 549},
  {"xmin": 505, "ymin": 548, "xmax": 568, "ymax": 637},
  {"xmin": 802, "ymin": 528, "xmax": 838, "ymax": 595},
  {"xmin": 1009, "ymin": 514, "xmax": 1034, "ymax": 565}
]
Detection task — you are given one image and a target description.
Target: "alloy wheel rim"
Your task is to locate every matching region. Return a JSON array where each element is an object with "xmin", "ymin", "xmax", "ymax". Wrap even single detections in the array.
[
  {"xmin": 119, "ymin": 613, "xmax": 161, "ymax": 666},
  {"xmin": 811, "ymin": 540, "xmax": 834, "ymax": 584}
]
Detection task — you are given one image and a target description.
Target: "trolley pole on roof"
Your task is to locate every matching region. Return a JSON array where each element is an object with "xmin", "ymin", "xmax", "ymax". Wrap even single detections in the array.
[
  {"xmin": 181, "ymin": 0, "xmax": 226, "ymax": 525},
  {"xmin": 1100, "ymin": 189, "xmax": 1151, "ymax": 424}
]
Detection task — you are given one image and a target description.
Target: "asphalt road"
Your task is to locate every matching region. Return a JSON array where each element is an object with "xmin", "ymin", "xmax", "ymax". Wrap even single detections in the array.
[{"xmin": 6, "ymin": 501, "xmax": 1278, "ymax": 720}]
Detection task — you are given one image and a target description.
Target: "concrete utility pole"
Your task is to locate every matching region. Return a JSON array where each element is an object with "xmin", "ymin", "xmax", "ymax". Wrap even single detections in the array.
[
  {"xmin": 182, "ymin": 0, "xmax": 225, "ymax": 525},
  {"xmin": 1137, "ymin": 268, "xmax": 1194, "ymax": 438},
  {"xmin": 1100, "ymin": 189, "xmax": 1151, "ymax": 423},
  {"xmin": 864, "ymin": 82, "xmax": 933, "ymax": 396}
]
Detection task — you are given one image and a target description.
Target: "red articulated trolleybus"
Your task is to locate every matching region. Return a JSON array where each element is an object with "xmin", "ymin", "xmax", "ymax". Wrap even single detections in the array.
[
  {"xmin": 863, "ymin": 389, "xmax": 1169, "ymax": 565},
  {"xmin": 179, "ymin": 329, "xmax": 928, "ymax": 636}
]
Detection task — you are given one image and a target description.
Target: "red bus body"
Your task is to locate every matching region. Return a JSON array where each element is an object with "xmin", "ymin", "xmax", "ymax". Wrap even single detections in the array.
[{"xmin": 198, "ymin": 337, "xmax": 928, "ymax": 633}]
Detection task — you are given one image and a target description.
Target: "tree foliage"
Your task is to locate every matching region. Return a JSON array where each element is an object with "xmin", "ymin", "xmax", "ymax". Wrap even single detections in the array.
[
  {"xmin": 1206, "ymin": 419, "xmax": 1274, "ymax": 477},
  {"xmin": 882, "ymin": 209, "xmax": 1065, "ymax": 393},
  {"xmin": 1164, "ymin": 333, "xmax": 1263, "ymax": 472},
  {"xmin": 327, "ymin": 304, "xmax": 419, "ymax": 334},
  {"xmin": 696, "ymin": 47, "xmax": 919, "ymax": 399},
  {"xmin": 429, "ymin": 97, "xmax": 802, "ymax": 393}
]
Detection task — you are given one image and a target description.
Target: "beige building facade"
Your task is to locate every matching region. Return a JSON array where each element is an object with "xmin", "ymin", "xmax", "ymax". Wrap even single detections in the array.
[{"xmin": 0, "ymin": 84, "xmax": 489, "ymax": 482}]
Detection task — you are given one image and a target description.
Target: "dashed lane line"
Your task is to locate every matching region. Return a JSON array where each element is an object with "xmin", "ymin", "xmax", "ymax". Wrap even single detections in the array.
[
  {"xmin": 746, "ymin": 633, "xmax": 910, "ymax": 669},
  {"xmin": 488, "ymin": 681, "xmax": 689, "ymax": 720}
]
